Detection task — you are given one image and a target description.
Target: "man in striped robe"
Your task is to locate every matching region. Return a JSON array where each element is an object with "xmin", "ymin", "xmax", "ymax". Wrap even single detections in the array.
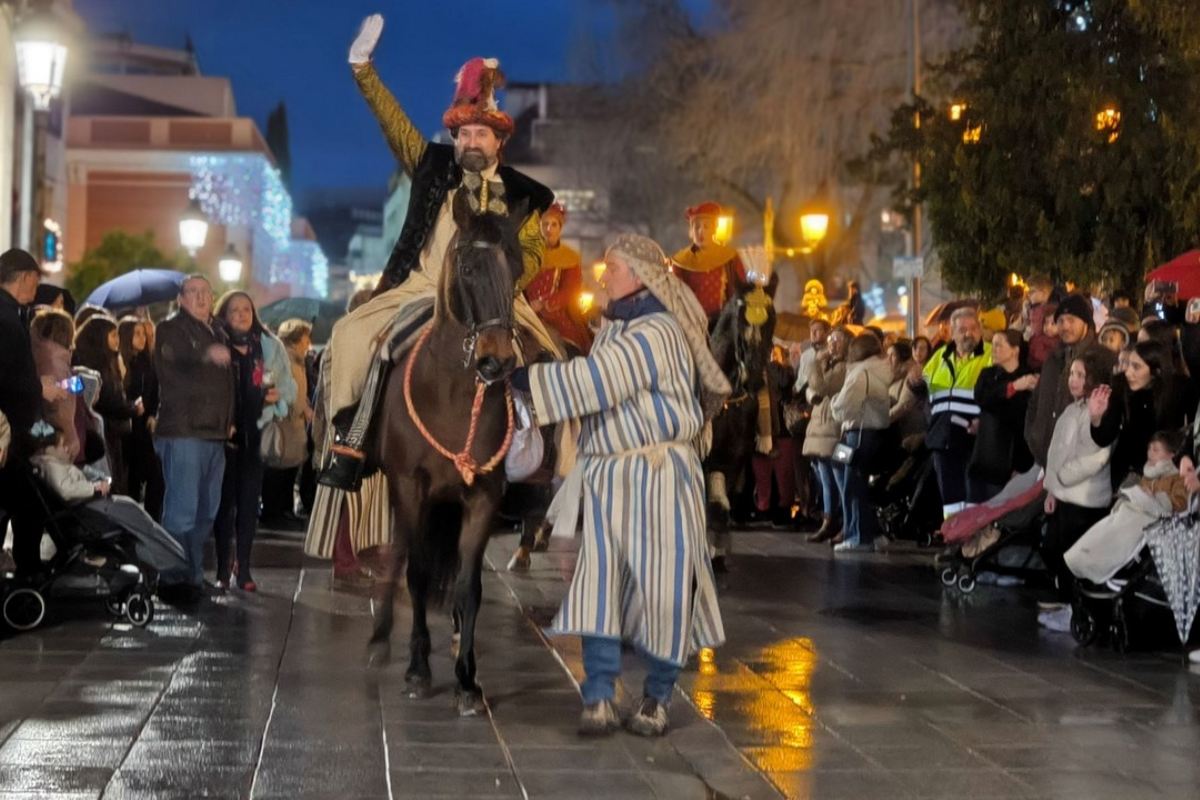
[{"xmin": 514, "ymin": 233, "xmax": 730, "ymax": 737}]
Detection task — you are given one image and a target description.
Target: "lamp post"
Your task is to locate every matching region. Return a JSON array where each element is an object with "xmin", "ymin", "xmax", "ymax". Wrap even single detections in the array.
[
  {"xmin": 218, "ymin": 243, "xmax": 243, "ymax": 283},
  {"xmin": 178, "ymin": 199, "xmax": 209, "ymax": 257},
  {"xmin": 13, "ymin": 3, "xmax": 69, "ymax": 254}
]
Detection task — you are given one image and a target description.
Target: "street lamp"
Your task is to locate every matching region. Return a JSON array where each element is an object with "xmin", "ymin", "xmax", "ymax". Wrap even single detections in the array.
[
  {"xmin": 179, "ymin": 199, "xmax": 209, "ymax": 256},
  {"xmin": 799, "ymin": 210, "xmax": 829, "ymax": 248},
  {"xmin": 218, "ymin": 243, "xmax": 243, "ymax": 283},
  {"xmin": 949, "ymin": 101, "xmax": 967, "ymax": 122},
  {"xmin": 1096, "ymin": 106, "xmax": 1120, "ymax": 143},
  {"xmin": 13, "ymin": 5, "xmax": 69, "ymax": 111},
  {"xmin": 713, "ymin": 214, "xmax": 734, "ymax": 246}
]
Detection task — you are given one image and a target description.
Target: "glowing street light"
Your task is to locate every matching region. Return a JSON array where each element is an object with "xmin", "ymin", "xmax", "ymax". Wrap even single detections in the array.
[
  {"xmin": 178, "ymin": 199, "xmax": 209, "ymax": 256},
  {"xmin": 949, "ymin": 101, "xmax": 967, "ymax": 122},
  {"xmin": 218, "ymin": 243, "xmax": 243, "ymax": 283},
  {"xmin": 962, "ymin": 123, "xmax": 983, "ymax": 144},
  {"xmin": 799, "ymin": 211, "xmax": 829, "ymax": 248},
  {"xmin": 13, "ymin": 6, "xmax": 70, "ymax": 111},
  {"xmin": 713, "ymin": 214, "xmax": 734, "ymax": 245},
  {"xmin": 1095, "ymin": 106, "xmax": 1120, "ymax": 143}
]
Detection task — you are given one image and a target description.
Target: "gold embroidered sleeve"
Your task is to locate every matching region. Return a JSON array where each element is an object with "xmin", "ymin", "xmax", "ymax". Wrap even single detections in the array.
[
  {"xmin": 516, "ymin": 210, "xmax": 545, "ymax": 292},
  {"xmin": 352, "ymin": 63, "xmax": 427, "ymax": 175}
]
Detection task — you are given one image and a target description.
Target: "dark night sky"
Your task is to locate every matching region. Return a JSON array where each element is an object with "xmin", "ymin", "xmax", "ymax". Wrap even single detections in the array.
[{"xmin": 72, "ymin": 0, "xmax": 635, "ymax": 209}]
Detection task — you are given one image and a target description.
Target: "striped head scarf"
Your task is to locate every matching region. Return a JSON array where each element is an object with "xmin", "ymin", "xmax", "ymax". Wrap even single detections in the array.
[{"xmin": 606, "ymin": 233, "xmax": 731, "ymax": 420}]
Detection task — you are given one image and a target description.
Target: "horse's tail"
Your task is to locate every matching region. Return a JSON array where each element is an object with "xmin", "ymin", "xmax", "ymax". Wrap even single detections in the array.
[{"xmin": 411, "ymin": 502, "xmax": 462, "ymax": 606}]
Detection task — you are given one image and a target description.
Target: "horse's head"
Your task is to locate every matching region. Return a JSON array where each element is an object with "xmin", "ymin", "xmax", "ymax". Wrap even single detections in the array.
[
  {"xmin": 443, "ymin": 192, "xmax": 526, "ymax": 383},
  {"xmin": 712, "ymin": 275, "xmax": 778, "ymax": 395}
]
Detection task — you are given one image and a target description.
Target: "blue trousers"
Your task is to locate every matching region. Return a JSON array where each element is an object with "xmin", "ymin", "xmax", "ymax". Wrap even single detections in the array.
[
  {"xmin": 813, "ymin": 457, "xmax": 841, "ymax": 519},
  {"xmin": 155, "ymin": 437, "xmax": 225, "ymax": 586},
  {"xmin": 832, "ymin": 431, "xmax": 876, "ymax": 546},
  {"xmin": 581, "ymin": 636, "xmax": 681, "ymax": 705}
]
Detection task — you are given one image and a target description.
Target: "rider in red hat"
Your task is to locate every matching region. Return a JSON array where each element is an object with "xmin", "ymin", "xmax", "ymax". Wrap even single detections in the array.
[
  {"xmin": 671, "ymin": 202, "xmax": 748, "ymax": 322},
  {"xmin": 524, "ymin": 203, "xmax": 592, "ymax": 354}
]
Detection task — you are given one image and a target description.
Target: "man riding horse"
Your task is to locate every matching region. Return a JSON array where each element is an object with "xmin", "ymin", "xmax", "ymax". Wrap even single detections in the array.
[{"xmin": 319, "ymin": 13, "xmax": 561, "ymax": 491}]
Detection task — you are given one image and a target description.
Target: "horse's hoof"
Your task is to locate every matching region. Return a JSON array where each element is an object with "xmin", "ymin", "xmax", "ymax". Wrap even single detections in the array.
[
  {"xmin": 366, "ymin": 641, "xmax": 391, "ymax": 669},
  {"xmin": 506, "ymin": 549, "xmax": 530, "ymax": 572},
  {"xmin": 450, "ymin": 632, "xmax": 461, "ymax": 660},
  {"xmin": 455, "ymin": 688, "xmax": 486, "ymax": 717},
  {"xmin": 405, "ymin": 674, "xmax": 432, "ymax": 699}
]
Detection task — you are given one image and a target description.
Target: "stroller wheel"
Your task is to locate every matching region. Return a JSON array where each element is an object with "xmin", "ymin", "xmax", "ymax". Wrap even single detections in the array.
[
  {"xmin": 957, "ymin": 574, "xmax": 977, "ymax": 594},
  {"xmin": 104, "ymin": 594, "xmax": 125, "ymax": 617},
  {"xmin": 124, "ymin": 589, "xmax": 154, "ymax": 628},
  {"xmin": 940, "ymin": 567, "xmax": 959, "ymax": 588},
  {"xmin": 1070, "ymin": 606, "xmax": 1098, "ymax": 646},
  {"xmin": 3, "ymin": 587, "xmax": 46, "ymax": 631}
]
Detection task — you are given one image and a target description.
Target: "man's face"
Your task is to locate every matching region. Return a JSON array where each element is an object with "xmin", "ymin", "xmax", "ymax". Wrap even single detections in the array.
[
  {"xmin": 179, "ymin": 278, "xmax": 213, "ymax": 321},
  {"xmin": 952, "ymin": 316, "xmax": 981, "ymax": 353},
  {"xmin": 599, "ymin": 254, "xmax": 643, "ymax": 301},
  {"xmin": 1058, "ymin": 314, "xmax": 1088, "ymax": 345},
  {"xmin": 454, "ymin": 124, "xmax": 502, "ymax": 172},
  {"xmin": 689, "ymin": 215, "xmax": 716, "ymax": 248},
  {"xmin": 541, "ymin": 216, "xmax": 562, "ymax": 248},
  {"xmin": 809, "ymin": 321, "xmax": 829, "ymax": 346},
  {"xmin": 10, "ymin": 271, "xmax": 40, "ymax": 305}
]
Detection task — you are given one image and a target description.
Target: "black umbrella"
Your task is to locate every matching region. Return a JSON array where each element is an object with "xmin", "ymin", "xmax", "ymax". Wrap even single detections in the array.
[
  {"xmin": 259, "ymin": 297, "xmax": 344, "ymax": 344},
  {"xmin": 85, "ymin": 269, "xmax": 187, "ymax": 310}
]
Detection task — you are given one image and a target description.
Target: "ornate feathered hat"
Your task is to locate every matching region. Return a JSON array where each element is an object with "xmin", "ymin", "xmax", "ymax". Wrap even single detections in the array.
[{"xmin": 443, "ymin": 57, "xmax": 514, "ymax": 136}]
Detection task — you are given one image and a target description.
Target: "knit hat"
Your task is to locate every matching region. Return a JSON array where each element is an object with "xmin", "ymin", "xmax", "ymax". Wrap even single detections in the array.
[
  {"xmin": 442, "ymin": 58, "xmax": 514, "ymax": 136},
  {"xmin": 605, "ymin": 233, "xmax": 731, "ymax": 420},
  {"xmin": 1098, "ymin": 319, "xmax": 1130, "ymax": 348},
  {"xmin": 685, "ymin": 201, "xmax": 721, "ymax": 220},
  {"xmin": 1054, "ymin": 293, "xmax": 1094, "ymax": 328}
]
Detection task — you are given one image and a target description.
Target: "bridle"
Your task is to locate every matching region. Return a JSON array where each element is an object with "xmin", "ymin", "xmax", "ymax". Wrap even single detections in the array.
[{"xmin": 453, "ymin": 238, "xmax": 517, "ymax": 373}]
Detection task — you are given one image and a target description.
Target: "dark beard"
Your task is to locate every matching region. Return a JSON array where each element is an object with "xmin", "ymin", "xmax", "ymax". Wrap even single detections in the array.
[{"xmin": 457, "ymin": 149, "xmax": 489, "ymax": 173}]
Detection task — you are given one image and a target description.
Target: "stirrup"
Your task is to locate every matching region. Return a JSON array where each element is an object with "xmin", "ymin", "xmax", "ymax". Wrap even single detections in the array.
[{"xmin": 319, "ymin": 444, "xmax": 367, "ymax": 491}]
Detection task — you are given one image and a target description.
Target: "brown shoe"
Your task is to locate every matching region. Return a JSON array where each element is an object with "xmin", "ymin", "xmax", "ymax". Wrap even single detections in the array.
[{"xmin": 808, "ymin": 515, "xmax": 838, "ymax": 543}]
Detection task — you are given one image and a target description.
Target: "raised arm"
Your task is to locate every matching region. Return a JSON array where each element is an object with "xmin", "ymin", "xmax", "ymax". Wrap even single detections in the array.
[{"xmin": 349, "ymin": 15, "xmax": 427, "ymax": 175}]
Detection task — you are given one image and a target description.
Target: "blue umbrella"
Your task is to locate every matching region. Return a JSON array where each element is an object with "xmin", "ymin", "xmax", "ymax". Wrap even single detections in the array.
[{"xmin": 85, "ymin": 269, "xmax": 188, "ymax": 310}]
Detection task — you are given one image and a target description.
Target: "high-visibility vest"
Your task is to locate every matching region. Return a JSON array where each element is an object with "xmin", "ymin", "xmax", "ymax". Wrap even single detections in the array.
[{"xmin": 923, "ymin": 342, "xmax": 993, "ymax": 420}]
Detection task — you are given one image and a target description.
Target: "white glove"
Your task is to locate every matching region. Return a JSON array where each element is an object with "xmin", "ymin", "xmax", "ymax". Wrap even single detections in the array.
[{"xmin": 349, "ymin": 14, "xmax": 384, "ymax": 65}]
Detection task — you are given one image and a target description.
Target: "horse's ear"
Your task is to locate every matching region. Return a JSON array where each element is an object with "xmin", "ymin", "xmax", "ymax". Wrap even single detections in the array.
[{"xmin": 452, "ymin": 189, "xmax": 473, "ymax": 228}]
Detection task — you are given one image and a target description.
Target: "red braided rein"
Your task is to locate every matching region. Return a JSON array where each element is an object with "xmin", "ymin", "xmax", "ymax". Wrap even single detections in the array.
[{"xmin": 403, "ymin": 325, "xmax": 515, "ymax": 486}]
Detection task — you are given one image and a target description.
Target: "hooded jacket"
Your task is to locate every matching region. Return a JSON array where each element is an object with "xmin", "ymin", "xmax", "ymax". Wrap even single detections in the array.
[{"xmin": 832, "ymin": 355, "xmax": 892, "ymax": 431}]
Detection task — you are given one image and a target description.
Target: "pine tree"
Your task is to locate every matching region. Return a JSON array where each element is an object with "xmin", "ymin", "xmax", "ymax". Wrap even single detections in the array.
[{"xmin": 860, "ymin": 0, "xmax": 1200, "ymax": 300}]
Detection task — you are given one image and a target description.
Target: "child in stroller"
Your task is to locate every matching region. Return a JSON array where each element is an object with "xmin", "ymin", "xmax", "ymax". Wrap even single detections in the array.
[
  {"xmin": 1067, "ymin": 431, "xmax": 1190, "ymax": 650},
  {"xmin": 0, "ymin": 426, "xmax": 186, "ymax": 631}
]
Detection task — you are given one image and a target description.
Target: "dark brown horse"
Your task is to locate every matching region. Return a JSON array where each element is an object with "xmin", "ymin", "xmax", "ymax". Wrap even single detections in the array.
[{"xmin": 367, "ymin": 192, "xmax": 524, "ymax": 716}]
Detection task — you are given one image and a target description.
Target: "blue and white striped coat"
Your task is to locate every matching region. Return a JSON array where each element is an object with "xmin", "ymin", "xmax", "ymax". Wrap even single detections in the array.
[{"xmin": 528, "ymin": 307, "xmax": 725, "ymax": 666}]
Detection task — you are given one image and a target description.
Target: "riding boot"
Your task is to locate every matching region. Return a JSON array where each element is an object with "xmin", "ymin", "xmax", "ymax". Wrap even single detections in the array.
[
  {"xmin": 808, "ymin": 514, "xmax": 837, "ymax": 543},
  {"xmin": 318, "ymin": 407, "xmax": 368, "ymax": 492}
]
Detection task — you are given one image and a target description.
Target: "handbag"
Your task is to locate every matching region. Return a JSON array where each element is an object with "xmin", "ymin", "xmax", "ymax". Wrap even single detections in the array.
[
  {"xmin": 261, "ymin": 412, "xmax": 307, "ymax": 469},
  {"xmin": 505, "ymin": 392, "xmax": 544, "ymax": 483}
]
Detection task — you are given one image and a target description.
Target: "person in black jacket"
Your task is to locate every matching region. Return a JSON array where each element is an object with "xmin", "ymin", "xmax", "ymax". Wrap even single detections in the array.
[
  {"xmin": 119, "ymin": 317, "xmax": 162, "ymax": 521},
  {"xmin": 72, "ymin": 315, "xmax": 143, "ymax": 495},
  {"xmin": 0, "ymin": 249, "xmax": 67, "ymax": 578},
  {"xmin": 968, "ymin": 329, "xmax": 1037, "ymax": 500},
  {"xmin": 1089, "ymin": 340, "xmax": 1190, "ymax": 490}
]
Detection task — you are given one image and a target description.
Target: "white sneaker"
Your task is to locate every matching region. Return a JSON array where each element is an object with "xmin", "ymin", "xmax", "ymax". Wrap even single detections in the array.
[
  {"xmin": 1189, "ymin": 650, "xmax": 1200, "ymax": 665},
  {"xmin": 1038, "ymin": 606, "xmax": 1073, "ymax": 633}
]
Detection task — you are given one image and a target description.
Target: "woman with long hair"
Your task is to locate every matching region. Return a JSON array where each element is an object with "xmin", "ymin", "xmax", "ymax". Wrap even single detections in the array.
[
  {"xmin": 72, "ymin": 315, "xmax": 143, "ymax": 494},
  {"xmin": 119, "ymin": 316, "xmax": 163, "ymax": 521},
  {"xmin": 211, "ymin": 291, "xmax": 295, "ymax": 591},
  {"xmin": 1089, "ymin": 339, "xmax": 1190, "ymax": 490}
]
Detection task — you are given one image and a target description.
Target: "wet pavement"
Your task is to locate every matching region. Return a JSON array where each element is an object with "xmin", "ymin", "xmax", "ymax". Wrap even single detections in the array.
[{"xmin": 1, "ymin": 526, "xmax": 1199, "ymax": 798}]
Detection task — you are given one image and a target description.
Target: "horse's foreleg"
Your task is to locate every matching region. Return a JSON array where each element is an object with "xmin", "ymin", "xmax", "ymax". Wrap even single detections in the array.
[
  {"xmin": 404, "ymin": 555, "xmax": 434, "ymax": 698},
  {"xmin": 452, "ymin": 493, "xmax": 493, "ymax": 716}
]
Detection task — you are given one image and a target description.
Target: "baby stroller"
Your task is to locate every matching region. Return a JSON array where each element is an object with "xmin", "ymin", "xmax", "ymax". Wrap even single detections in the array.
[
  {"xmin": 873, "ymin": 445, "xmax": 943, "ymax": 547},
  {"xmin": 1, "ymin": 473, "xmax": 186, "ymax": 632},
  {"xmin": 938, "ymin": 471, "xmax": 1048, "ymax": 594},
  {"xmin": 1073, "ymin": 498, "xmax": 1200, "ymax": 655}
]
